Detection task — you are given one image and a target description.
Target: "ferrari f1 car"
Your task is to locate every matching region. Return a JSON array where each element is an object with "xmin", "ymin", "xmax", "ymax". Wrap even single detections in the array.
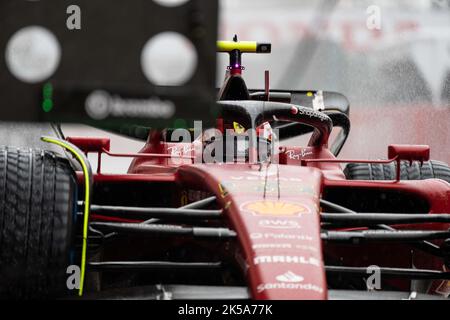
[{"xmin": 1, "ymin": 40, "xmax": 450, "ymax": 300}]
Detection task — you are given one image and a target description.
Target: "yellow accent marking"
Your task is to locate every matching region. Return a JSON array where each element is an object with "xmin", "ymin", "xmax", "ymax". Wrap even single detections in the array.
[
  {"xmin": 218, "ymin": 183, "xmax": 229, "ymax": 198},
  {"xmin": 41, "ymin": 137, "xmax": 90, "ymax": 297},
  {"xmin": 217, "ymin": 41, "xmax": 258, "ymax": 53},
  {"xmin": 307, "ymin": 92, "xmax": 313, "ymax": 97},
  {"xmin": 180, "ymin": 191, "xmax": 188, "ymax": 206},
  {"xmin": 233, "ymin": 122, "xmax": 245, "ymax": 134}
]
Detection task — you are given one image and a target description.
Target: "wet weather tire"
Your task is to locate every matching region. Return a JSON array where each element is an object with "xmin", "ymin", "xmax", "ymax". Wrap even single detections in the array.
[
  {"xmin": 0, "ymin": 148, "xmax": 77, "ymax": 299},
  {"xmin": 344, "ymin": 160, "xmax": 450, "ymax": 183}
]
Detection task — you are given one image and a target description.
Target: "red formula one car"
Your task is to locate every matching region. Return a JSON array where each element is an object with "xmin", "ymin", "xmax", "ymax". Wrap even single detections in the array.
[{"xmin": 1, "ymin": 40, "xmax": 450, "ymax": 300}]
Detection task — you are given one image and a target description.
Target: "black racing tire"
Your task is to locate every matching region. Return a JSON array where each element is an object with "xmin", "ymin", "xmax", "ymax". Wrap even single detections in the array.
[
  {"xmin": 0, "ymin": 147, "xmax": 77, "ymax": 299},
  {"xmin": 344, "ymin": 160, "xmax": 450, "ymax": 183}
]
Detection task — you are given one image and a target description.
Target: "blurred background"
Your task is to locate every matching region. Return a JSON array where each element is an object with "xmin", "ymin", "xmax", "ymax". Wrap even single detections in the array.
[
  {"xmin": 1, "ymin": 0, "xmax": 449, "ymax": 172},
  {"xmin": 218, "ymin": 0, "xmax": 450, "ymax": 162}
]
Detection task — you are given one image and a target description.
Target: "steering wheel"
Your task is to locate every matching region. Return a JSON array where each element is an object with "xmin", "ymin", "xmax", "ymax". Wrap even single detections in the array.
[{"xmin": 218, "ymin": 100, "xmax": 333, "ymax": 147}]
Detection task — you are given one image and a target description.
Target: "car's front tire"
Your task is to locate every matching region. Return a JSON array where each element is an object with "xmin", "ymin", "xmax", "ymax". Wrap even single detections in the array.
[{"xmin": 0, "ymin": 147, "xmax": 77, "ymax": 299}]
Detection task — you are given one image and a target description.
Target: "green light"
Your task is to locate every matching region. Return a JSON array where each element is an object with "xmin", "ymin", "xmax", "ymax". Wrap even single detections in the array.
[
  {"xmin": 42, "ymin": 99, "xmax": 53, "ymax": 112},
  {"xmin": 173, "ymin": 118, "xmax": 187, "ymax": 129},
  {"xmin": 43, "ymin": 83, "xmax": 53, "ymax": 100},
  {"xmin": 42, "ymin": 82, "xmax": 54, "ymax": 112}
]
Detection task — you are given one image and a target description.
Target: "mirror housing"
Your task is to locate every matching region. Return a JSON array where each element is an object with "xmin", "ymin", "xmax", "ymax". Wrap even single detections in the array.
[
  {"xmin": 66, "ymin": 137, "xmax": 110, "ymax": 154},
  {"xmin": 388, "ymin": 144, "xmax": 430, "ymax": 163}
]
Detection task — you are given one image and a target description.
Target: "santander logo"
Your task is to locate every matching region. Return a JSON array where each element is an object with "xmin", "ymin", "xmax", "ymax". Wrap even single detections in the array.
[{"xmin": 275, "ymin": 271, "xmax": 304, "ymax": 283}]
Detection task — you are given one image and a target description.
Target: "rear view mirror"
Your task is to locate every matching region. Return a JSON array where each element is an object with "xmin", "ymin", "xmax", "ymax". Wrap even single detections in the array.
[{"xmin": 388, "ymin": 144, "xmax": 430, "ymax": 163}]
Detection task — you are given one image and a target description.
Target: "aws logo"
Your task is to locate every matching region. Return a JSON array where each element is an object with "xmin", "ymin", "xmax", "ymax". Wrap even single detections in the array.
[
  {"xmin": 242, "ymin": 200, "xmax": 310, "ymax": 217},
  {"xmin": 259, "ymin": 219, "xmax": 301, "ymax": 229}
]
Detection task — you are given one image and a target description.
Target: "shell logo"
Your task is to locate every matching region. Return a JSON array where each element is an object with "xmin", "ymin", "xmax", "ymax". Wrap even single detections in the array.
[{"xmin": 242, "ymin": 200, "xmax": 310, "ymax": 216}]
